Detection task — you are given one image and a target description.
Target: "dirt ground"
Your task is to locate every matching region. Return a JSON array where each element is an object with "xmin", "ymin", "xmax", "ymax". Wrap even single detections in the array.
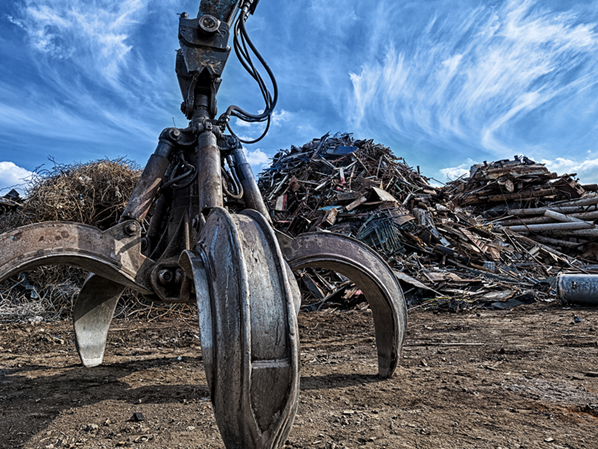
[{"xmin": 1, "ymin": 303, "xmax": 598, "ymax": 449}]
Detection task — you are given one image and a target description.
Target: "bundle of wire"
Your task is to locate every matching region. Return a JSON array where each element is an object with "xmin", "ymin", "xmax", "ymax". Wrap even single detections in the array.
[{"xmin": 221, "ymin": 3, "xmax": 278, "ymax": 144}]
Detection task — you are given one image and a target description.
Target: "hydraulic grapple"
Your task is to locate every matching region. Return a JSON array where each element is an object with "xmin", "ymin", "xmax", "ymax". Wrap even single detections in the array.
[{"xmin": 0, "ymin": 2, "xmax": 407, "ymax": 448}]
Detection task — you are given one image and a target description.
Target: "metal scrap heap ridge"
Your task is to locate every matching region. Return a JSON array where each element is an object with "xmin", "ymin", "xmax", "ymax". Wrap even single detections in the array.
[{"xmin": 258, "ymin": 133, "xmax": 598, "ymax": 311}]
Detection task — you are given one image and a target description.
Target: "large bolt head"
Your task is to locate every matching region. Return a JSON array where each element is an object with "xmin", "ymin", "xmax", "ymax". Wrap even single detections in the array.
[
  {"xmin": 124, "ymin": 222, "xmax": 138, "ymax": 236},
  {"xmin": 158, "ymin": 269, "xmax": 173, "ymax": 285},
  {"xmin": 199, "ymin": 14, "xmax": 220, "ymax": 34}
]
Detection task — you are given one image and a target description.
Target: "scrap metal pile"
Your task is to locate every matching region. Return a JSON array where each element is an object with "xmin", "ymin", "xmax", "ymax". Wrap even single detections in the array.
[
  {"xmin": 259, "ymin": 134, "xmax": 598, "ymax": 311},
  {"xmin": 0, "ymin": 189, "xmax": 21, "ymax": 214}
]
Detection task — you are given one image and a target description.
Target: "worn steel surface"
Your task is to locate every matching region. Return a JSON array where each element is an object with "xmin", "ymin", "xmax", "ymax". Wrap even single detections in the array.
[
  {"xmin": 122, "ymin": 130, "xmax": 175, "ymax": 222},
  {"xmin": 0, "ymin": 221, "xmax": 153, "ymax": 295},
  {"xmin": 199, "ymin": 0, "xmax": 241, "ymax": 23},
  {"xmin": 197, "ymin": 128, "xmax": 224, "ymax": 212},
  {"xmin": 230, "ymin": 147, "xmax": 272, "ymax": 221},
  {"xmin": 278, "ymin": 231, "xmax": 407, "ymax": 378},
  {"xmin": 180, "ymin": 207, "xmax": 299, "ymax": 448},
  {"xmin": 73, "ymin": 274, "xmax": 126, "ymax": 367},
  {"xmin": 557, "ymin": 273, "xmax": 598, "ymax": 306}
]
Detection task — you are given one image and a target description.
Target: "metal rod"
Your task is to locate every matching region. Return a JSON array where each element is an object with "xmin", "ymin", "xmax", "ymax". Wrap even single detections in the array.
[
  {"xmin": 497, "ymin": 209, "xmax": 598, "ymax": 226},
  {"xmin": 551, "ymin": 194, "xmax": 598, "ymax": 208},
  {"xmin": 544, "ymin": 209, "xmax": 593, "ymax": 224},
  {"xmin": 230, "ymin": 146, "xmax": 271, "ymax": 221},
  {"xmin": 197, "ymin": 130, "xmax": 223, "ymax": 213},
  {"xmin": 122, "ymin": 138, "xmax": 174, "ymax": 222},
  {"xmin": 503, "ymin": 222, "xmax": 593, "ymax": 232},
  {"xmin": 508, "ymin": 205, "xmax": 598, "ymax": 216},
  {"xmin": 530, "ymin": 235, "xmax": 586, "ymax": 249}
]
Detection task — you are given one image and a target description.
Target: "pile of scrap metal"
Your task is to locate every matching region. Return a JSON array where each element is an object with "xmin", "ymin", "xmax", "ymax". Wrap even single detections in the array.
[
  {"xmin": 259, "ymin": 137, "xmax": 598, "ymax": 311},
  {"xmin": 258, "ymin": 132, "xmax": 439, "ymax": 236},
  {"xmin": 443, "ymin": 156, "xmax": 598, "ymax": 260},
  {"xmin": 0, "ymin": 189, "xmax": 22, "ymax": 214},
  {"xmin": 448, "ymin": 156, "xmax": 597, "ymax": 211}
]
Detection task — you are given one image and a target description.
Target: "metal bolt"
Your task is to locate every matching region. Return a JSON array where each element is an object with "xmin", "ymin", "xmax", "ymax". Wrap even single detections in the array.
[
  {"xmin": 158, "ymin": 269, "xmax": 173, "ymax": 285},
  {"xmin": 202, "ymin": 17, "xmax": 216, "ymax": 28},
  {"xmin": 124, "ymin": 222, "xmax": 138, "ymax": 236},
  {"xmin": 199, "ymin": 14, "xmax": 220, "ymax": 33},
  {"xmin": 175, "ymin": 269, "xmax": 184, "ymax": 284}
]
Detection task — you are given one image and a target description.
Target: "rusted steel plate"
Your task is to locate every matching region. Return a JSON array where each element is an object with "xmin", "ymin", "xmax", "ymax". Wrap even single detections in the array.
[{"xmin": 279, "ymin": 231, "xmax": 407, "ymax": 378}]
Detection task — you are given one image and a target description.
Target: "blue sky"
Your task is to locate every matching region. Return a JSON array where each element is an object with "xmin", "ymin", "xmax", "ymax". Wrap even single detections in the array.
[{"xmin": 2, "ymin": 0, "xmax": 598, "ymax": 194}]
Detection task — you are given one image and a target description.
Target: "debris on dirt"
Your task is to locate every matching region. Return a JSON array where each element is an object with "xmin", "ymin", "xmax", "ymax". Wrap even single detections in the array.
[
  {"xmin": 0, "ymin": 159, "xmax": 142, "ymax": 322},
  {"xmin": 129, "ymin": 412, "xmax": 145, "ymax": 422},
  {"xmin": 3, "ymin": 306, "xmax": 598, "ymax": 449},
  {"xmin": 259, "ymin": 134, "xmax": 598, "ymax": 312}
]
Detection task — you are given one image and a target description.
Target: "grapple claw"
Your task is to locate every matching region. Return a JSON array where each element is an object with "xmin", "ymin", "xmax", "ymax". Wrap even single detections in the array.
[
  {"xmin": 73, "ymin": 274, "xmax": 126, "ymax": 367},
  {"xmin": 0, "ymin": 221, "xmax": 153, "ymax": 294},
  {"xmin": 278, "ymin": 232, "xmax": 407, "ymax": 378},
  {"xmin": 180, "ymin": 208, "xmax": 300, "ymax": 449}
]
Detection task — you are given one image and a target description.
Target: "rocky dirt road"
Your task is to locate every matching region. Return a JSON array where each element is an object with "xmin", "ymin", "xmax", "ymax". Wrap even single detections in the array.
[{"xmin": 1, "ymin": 303, "xmax": 598, "ymax": 448}]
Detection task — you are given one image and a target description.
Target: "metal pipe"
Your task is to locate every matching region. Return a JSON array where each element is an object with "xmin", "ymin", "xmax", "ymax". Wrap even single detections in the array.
[
  {"xmin": 549, "ymin": 228, "xmax": 598, "ymax": 238},
  {"xmin": 497, "ymin": 210, "xmax": 598, "ymax": 226},
  {"xmin": 495, "ymin": 216, "xmax": 553, "ymax": 226},
  {"xmin": 557, "ymin": 273, "xmax": 598, "ymax": 306},
  {"xmin": 197, "ymin": 129, "xmax": 223, "ymax": 213},
  {"xmin": 544, "ymin": 209, "xmax": 593, "ymax": 224},
  {"xmin": 503, "ymin": 222, "xmax": 594, "ymax": 232},
  {"xmin": 508, "ymin": 205, "xmax": 598, "ymax": 216},
  {"xmin": 230, "ymin": 146, "xmax": 271, "ymax": 221},
  {"xmin": 551, "ymin": 194, "xmax": 598, "ymax": 208},
  {"xmin": 530, "ymin": 235, "xmax": 586, "ymax": 249}
]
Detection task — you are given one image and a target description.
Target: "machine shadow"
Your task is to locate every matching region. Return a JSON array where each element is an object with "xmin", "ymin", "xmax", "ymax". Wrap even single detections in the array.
[
  {"xmin": 0, "ymin": 356, "xmax": 210, "ymax": 447},
  {"xmin": 300, "ymin": 373, "xmax": 384, "ymax": 390}
]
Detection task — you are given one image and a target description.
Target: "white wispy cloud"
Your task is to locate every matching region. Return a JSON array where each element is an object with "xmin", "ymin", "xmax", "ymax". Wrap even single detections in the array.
[
  {"xmin": 439, "ymin": 159, "xmax": 474, "ymax": 181},
  {"xmin": 1, "ymin": 0, "xmax": 183, "ymax": 160},
  {"xmin": 9, "ymin": 0, "xmax": 149, "ymax": 83},
  {"xmin": 0, "ymin": 162, "xmax": 34, "ymax": 195},
  {"xmin": 271, "ymin": 109, "xmax": 291, "ymax": 126},
  {"xmin": 348, "ymin": 0, "xmax": 598, "ymax": 158},
  {"xmin": 243, "ymin": 147, "xmax": 270, "ymax": 176},
  {"xmin": 541, "ymin": 157, "xmax": 598, "ymax": 184},
  {"xmin": 232, "ymin": 109, "xmax": 293, "ymax": 135}
]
